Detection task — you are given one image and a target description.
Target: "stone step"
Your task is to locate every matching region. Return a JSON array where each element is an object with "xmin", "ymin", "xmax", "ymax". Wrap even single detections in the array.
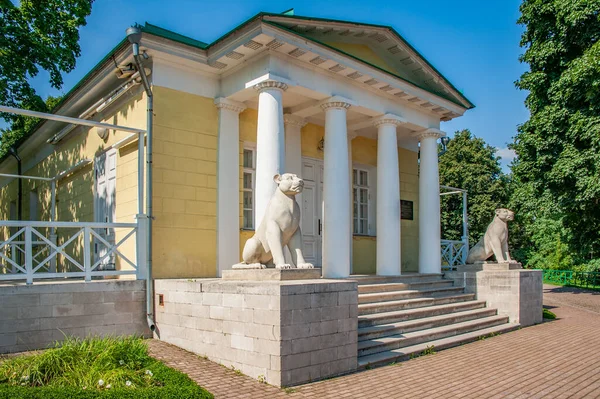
[
  {"xmin": 357, "ymin": 315, "xmax": 509, "ymax": 357},
  {"xmin": 358, "ymin": 300, "xmax": 488, "ymax": 328},
  {"xmin": 358, "ymin": 280, "xmax": 454, "ymax": 294},
  {"xmin": 358, "ymin": 286, "xmax": 465, "ymax": 304},
  {"xmin": 352, "ymin": 274, "xmax": 444, "ymax": 286},
  {"xmin": 357, "ymin": 307, "xmax": 498, "ymax": 341},
  {"xmin": 357, "ymin": 322, "xmax": 519, "ymax": 370},
  {"xmin": 358, "ymin": 293, "xmax": 476, "ymax": 316}
]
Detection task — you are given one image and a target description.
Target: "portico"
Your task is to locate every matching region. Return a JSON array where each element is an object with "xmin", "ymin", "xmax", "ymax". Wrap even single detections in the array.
[
  {"xmin": 216, "ymin": 65, "xmax": 452, "ymax": 277},
  {"xmin": 141, "ymin": 11, "xmax": 474, "ymax": 278}
]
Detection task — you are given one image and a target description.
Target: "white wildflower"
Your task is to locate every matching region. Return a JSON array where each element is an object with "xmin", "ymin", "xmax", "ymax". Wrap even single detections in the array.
[
  {"xmin": 119, "ymin": 360, "xmax": 125, "ymax": 365},
  {"xmin": 126, "ymin": 380, "xmax": 132, "ymax": 387},
  {"xmin": 21, "ymin": 375, "xmax": 29, "ymax": 381},
  {"xmin": 20, "ymin": 382, "xmax": 25, "ymax": 386},
  {"xmin": 98, "ymin": 379, "xmax": 104, "ymax": 387},
  {"xmin": 145, "ymin": 370, "xmax": 153, "ymax": 376},
  {"xmin": 106, "ymin": 384, "xmax": 111, "ymax": 389}
]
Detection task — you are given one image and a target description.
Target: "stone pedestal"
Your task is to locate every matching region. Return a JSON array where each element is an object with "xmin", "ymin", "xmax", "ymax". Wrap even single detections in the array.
[
  {"xmin": 222, "ymin": 268, "xmax": 322, "ymax": 281},
  {"xmin": 154, "ymin": 277, "xmax": 357, "ymax": 387},
  {"xmin": 457, "ymin": 261, "xmax": 523, "ymax": 272},
  {"xmin": 445, "ymin": 268, "xmax": 542, "ymax": 327}
]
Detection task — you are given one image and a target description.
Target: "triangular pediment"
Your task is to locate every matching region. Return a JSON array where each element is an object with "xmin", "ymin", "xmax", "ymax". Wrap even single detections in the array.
[{"xmin": 263, "ymin": 15, "xmax": 472, "ymax": 108}]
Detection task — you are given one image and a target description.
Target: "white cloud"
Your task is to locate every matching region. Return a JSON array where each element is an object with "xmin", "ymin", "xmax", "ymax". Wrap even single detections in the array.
[{"xmin": 496, "ymin": 147, "xmax": 517, "ymax": 162}]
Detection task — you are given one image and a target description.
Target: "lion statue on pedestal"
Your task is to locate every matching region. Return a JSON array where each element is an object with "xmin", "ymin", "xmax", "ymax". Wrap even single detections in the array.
[
  {"xmin": 466, "ymin": 208, "xmax": 515, "ymax": 264},
  {"xmin": 234, "ymin": 173, "xmax": 314, "ymax": 270}
]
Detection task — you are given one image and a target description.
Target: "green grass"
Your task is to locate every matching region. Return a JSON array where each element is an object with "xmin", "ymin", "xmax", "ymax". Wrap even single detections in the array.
[
  {"xmin": 543, "ymin": 309, "xmax": 557, "ymax": 319},
  {"xmin": 0, "ymin": 336, "xmax": 212, "ymax": 399}
]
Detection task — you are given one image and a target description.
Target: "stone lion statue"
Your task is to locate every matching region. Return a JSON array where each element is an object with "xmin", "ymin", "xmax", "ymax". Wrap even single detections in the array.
[
  {"xmin": 234, "ymin": 173, "xmax": 314, "ymax": 270},
  {"xmin": 466, "ymin": 208, "xmax": 515, "ymax": 263}
]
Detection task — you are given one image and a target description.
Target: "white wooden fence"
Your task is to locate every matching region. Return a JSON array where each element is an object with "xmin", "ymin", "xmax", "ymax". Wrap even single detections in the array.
[{"xmin": 0, "ymin": 219, "xmax": 147, "ymax": 284}]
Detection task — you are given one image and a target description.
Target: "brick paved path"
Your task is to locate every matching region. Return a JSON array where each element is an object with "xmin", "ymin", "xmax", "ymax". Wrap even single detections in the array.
[{"xmin": 148, "ymin": 284, "xmax": 600, "ymax": 398}]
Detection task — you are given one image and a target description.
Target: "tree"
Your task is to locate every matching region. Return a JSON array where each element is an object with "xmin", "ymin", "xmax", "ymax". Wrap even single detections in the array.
[
  {"xmin": 439, "ymin": 129, "xmax": 509, "ymax": 247},
  {"xmin": 512, "ymin": 0, "xmax": 600, "ymax": 261},
  {"xmin": 0, "ymin": 0, "xmax": 93, "ymax": 156}
]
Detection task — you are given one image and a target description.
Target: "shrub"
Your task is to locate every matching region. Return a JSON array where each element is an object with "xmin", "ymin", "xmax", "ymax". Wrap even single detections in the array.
[{"xmin": 0, "ymin": 336, "xmax": 212, "ymax": 399}]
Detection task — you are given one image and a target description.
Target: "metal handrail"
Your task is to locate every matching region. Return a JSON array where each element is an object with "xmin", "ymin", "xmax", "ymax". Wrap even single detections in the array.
[{"xmin": 542, "ymin": 269, "xmax": 600, "ymax": 288}]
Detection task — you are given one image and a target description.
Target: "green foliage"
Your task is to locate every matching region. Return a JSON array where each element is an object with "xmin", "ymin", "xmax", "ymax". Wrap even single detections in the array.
[
  {"xmin": 439, "ymin": 129, "xmax": 509, "ymax": 244},
  {"xmin": 543, "ymin": 309, "xmax": 557, "ymax": 319},
  {"xmin": 512, "ymin": 0, "xmax": 600, "ymax": 261},
  {"xmin": 526, "ymin": 217, "xmax": 575, "ymax": 270},
  {"xmin": 0, "ymin": 0, "xmax": 93, "ymax": 158},
  {"xmin": 0, "ymin": 95, "xmax": 62, "ymax": 157},
  {"xmin": 0, "ymin": 336, "xmax": 212, "ymax": 398}
]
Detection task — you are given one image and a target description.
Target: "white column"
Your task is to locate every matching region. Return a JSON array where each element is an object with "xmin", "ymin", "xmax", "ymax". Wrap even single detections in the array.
[
  {"xmin": 417, "ymin": 128, "xmax": 445, "ymax": 274},
  {"xmin": 348, "ymin": 132, "xmax": 357, "ymax": 273},
  {"xmin": 283, "ymin": 114, "xmax": 306, "ymax": 265},
  {"xmin": 374, "ymin": 115, "xmax": 406, "ymax": 276},
  {"xmin": 284, "ymin": 114, "xmax": 305, "ymax": 176},
  {"xmin": 215, "ymin": 98, "xmax": 246, "ymax": 276},
  {"xmin": 321, "ymin": 97, "xmax": 352, "ymax": 278},
  {"xmin": 254, "ymin": 81, "xmax": 288, "ymax": 228}
]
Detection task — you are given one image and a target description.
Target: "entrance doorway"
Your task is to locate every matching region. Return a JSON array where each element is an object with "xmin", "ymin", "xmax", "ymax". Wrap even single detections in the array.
[
  {"xmin": 94, "ymin": 149, "xmax": 117, "ymax": 270},
  {"xmin": 300, "ymin": 158, "xmax": 324, "ymax": 266}
]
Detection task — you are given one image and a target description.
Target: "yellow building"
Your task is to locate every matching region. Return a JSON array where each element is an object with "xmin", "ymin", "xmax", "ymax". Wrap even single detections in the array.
[{"xmin": 0, "ymin": 11, "xmax": 473, "ymax": 280}]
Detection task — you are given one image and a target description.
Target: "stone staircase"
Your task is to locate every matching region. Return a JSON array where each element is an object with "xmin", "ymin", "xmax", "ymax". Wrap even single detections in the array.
[{"xmin": 355, "ymin": 274, "xmax": 518, "ymax": 369}]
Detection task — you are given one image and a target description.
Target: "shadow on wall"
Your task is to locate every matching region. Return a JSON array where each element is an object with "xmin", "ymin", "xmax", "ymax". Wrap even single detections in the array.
[{"xmin": 0, "ymin": 90, "xmax": 144, "ymax": 275}]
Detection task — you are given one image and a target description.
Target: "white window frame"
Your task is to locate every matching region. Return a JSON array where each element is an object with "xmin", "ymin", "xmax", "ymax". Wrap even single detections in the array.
[
  {"xmin": 353, "ymin": 167, "xmax": 371, "ymax": 236},
  {"xmin": 242, "ymin": 144, "xmax": 256, "ymax": 230}
]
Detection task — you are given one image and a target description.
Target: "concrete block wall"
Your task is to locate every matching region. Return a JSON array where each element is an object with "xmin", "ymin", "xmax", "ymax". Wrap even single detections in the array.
[
  {"xmin": 0, "ymin": 280, "xmax": 150, "ymax": 353},
  {"xmin": 154, "ymin": 278, "xmax": 358, "ymax": 387},
  {"xmin": 445, "ymin": 269, "xmax": 543, "ymax": 326}
]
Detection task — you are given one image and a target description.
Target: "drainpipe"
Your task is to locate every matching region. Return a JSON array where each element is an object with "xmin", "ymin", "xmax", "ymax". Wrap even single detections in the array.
[{"xmin": 126, "ymin": 25, "xmax": 155, "ymax": 332}]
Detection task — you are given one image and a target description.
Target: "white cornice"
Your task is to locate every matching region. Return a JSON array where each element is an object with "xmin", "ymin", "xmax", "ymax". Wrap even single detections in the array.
[
  {"xmin": 373, "ymin": 114, "xmax": 407, "ymax": 128},
  {"xmin": 414, "ymin": 127, "xmax": 446, "ymax": 139},
  {"xmin": 214, "ymin": 97, "xmax": 246, "ymax": 113},
  {"xmin": 260, "ymin": 23, "xmax": 466, "ymax": 116},
  {"xmin": 262, "ymin": 17, "xmax": 468, "ymax": 108}
]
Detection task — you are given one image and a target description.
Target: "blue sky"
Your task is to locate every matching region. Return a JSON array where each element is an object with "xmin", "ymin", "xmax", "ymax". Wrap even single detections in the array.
[{"xmin": 26, "ymin": 0, "xmax": 528, "ymax": 169}]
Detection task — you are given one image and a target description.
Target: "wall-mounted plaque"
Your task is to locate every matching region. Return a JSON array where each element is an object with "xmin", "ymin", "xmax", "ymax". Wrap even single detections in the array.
[{"xmin": 401, "ymin": 200, "xmax": 413, "ymax": 220}]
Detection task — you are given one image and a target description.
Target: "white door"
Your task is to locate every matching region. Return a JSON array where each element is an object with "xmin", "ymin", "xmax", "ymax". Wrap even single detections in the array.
[
  {"xmin": 94, "ymin": 149, "xmax": 117, "ymax": 270},
  {"xmin": 301, "ymin": 158, "xmax": 324, "ymax": 266}
]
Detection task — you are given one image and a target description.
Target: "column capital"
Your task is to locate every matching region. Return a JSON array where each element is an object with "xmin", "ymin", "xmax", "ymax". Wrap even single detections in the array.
[
  {"xmin": 415, "ymin": 127, "xmax": 446, "ymax": 140},
  {"xmin": 283, "ymin": 114, "xmax": 307, "ymax": 128},
  {"xmin": 214, "ymin": 97, "xmax": 246, "ymax": 114},
  {"xmin": 320, "ymin": 96, "xmax": 353, "ymax": 111},
  {"xmin": 254, "ymin": 80, "xmax": 288, "ymax": 93},
  {"xmin": 373, "ymin": 114, "xmax": 407, "ymax": 128}
]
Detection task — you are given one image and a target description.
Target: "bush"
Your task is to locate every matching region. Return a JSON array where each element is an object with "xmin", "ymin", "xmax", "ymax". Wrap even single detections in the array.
[{"xmin": 0, "ymin": 336, "xmax": 212, "ymax": 399}]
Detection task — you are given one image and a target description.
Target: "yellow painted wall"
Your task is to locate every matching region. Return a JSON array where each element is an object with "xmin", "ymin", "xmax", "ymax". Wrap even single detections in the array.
[
  {"xmin": 0, "ymin": 90, "xmax": 147, "ymax": 275},
  {"xmin": 151, "ymin": 86, "xmax": 218, "ymax": 278},
  {"xmin": 237, "ymin": 115, "xmax": 420, "ymax": 274},
  {"xmin": 324, "ymin": 42, "xmax": 397, "ymax": 76}
]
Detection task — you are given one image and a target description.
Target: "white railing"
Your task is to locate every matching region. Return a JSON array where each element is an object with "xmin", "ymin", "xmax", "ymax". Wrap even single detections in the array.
[
  {"xmin": 441, "ymin": 239, "xmax": 468, "ymax": 271},
  {"xmin": 0, "ymin": 219, "xmax": 147, "ymax": 284}
]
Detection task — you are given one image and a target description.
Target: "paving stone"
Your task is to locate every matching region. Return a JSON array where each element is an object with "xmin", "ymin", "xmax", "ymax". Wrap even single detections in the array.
[{"xmin": 146, "ymin": 286, "xmax": 600, "ymax": 398}]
